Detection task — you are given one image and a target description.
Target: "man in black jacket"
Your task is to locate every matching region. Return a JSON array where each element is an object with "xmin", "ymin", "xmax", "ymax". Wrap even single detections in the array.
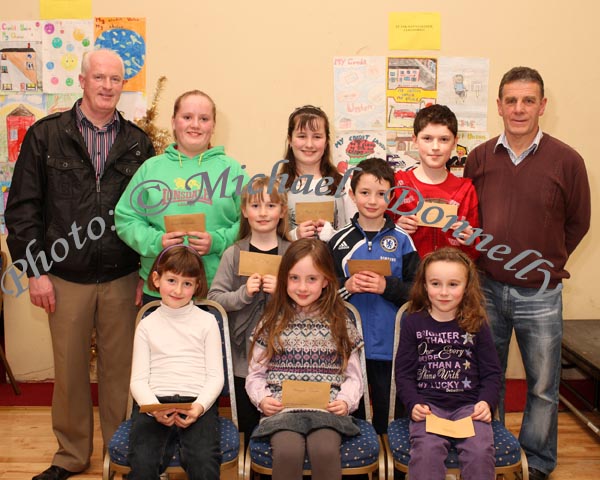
[{"xmin": 5, "ymin": 48, "xmax": 155, "ymax": 480}]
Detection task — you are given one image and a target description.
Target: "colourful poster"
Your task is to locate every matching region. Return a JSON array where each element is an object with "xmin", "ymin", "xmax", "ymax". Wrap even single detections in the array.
[
  {"xmin": 447, "ymin": 131, "xmax": 489, "ymax": 178},
  {"xmin": 94, "ymin": 17, "xmax": 147, "ymax": 93},
  {"xmin": 333, "ymin": 56, "xmax": 386, "ymax": 132},
  {"xmin": 386, "ymin": 57, "xmax": 437, "ymax": 130},
  {"xmin": 388, "ymin": 12, "xmax": 441, "ymax": 50},
  {"xmin": 333, "ymin": 131, "xmax": 386, "ymax": 174},
  {"xmin": 0, "ymin": 94, "xmax": 45, "ymax": 169},
  {"xmin": 45, "ymin": 93, "xmax": 80, "ymax": 114},
  {"xmin": 386, "ymin": 130, "xmax": 419, "ymax": 172},
  {"xmin": 0, "ymin": 21, "xmax": 43, "ymax": 93},
  {"xmin": 437, "ymin": 57, "xmax": 489, "ymax": 132},
  {"xmin": 42, "ymin": 20, "xmax": 93, "ymax": 93},
  {"xmin": 40, "ymin": 0, "xmax": 92, "ymax": 19}
]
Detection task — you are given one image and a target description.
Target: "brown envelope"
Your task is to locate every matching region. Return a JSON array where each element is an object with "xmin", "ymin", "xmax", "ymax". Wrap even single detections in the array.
[
  {"xmin": 347, "ymin": 259, "xmax": 392, "ymax": 276},
  {"xmin": 164, "ymin": 213, "xmax": 206, "ymax": 233},
  {"xmin": 281, "ymin": 380, "xmax": 331, "ymax": 410},
  {"xmin": 295, "ymin": 201, "xmax": 335, "ymax": 224},
  {"xmin": 425, "ymin": 413, "xmax": 475, "ymax": 438},
  {"xmin": 139, "ymin": 402, "xmax": 194, "ymax": 413},
  {"xmin": 416, "ymin": 202, "xmax": 458, "ymax": 228},
  {"xmin": 238, "ymin": 251, "xmax": 282, "ymax": 277}
]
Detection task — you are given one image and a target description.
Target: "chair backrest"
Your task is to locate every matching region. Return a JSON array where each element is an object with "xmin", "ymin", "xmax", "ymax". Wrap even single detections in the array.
[
  {"xmin": 388, "ymin": 301, "xmax": 411, "ymax": 424},
  {"xmin": 130, "ymin": 299, "xmax": 238, "ymax": 428},
  {"xmin": 344, "ymin": 301, "xmax": 372, "ymax": 423}
]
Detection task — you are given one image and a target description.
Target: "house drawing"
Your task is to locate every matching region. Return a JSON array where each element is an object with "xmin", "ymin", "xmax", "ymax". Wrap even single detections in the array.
[{"xmin": 0, "ymin": 47, "xmax": 40, "ymax": 92}]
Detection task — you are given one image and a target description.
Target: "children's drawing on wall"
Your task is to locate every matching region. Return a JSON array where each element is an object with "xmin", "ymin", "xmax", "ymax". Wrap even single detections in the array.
[
  {"xmin": 386, "ymin": 57, "xmax": 437, "ymax": 130},
  {"xmin": 95, "ymin": 17, "xmax": 146, "ymax": 93},
  {"xmin": 0, "ymin": 94, "xmax": 44, "ymax": 182},
  {"xmin": 387, "ymin": 100, "xmax": 418, "ymax": 130},
  {"xmin": 437, "ymin": 57, "xmax": 489, "ymax": 132},
  {"xmin": 45, "ymin": 93, "xmax": 81, "ymax": 114},
  {"xmin": 386, "ymin": 130, "xmax": 419, "ymax": 172},
  {"xmin": 116, "ymin": 91, "xmax": 147, "ymax": 121},
  {"xmin": 446, "ymin": 131, "xmax": 489, "ymax": 178},
  {"xmin": 453, "ymin": 74, "xmax": 467, "ymax": 102},
  {"xmin": 333, "ymin": 131, "xmax": 386, "ymax": 174},
  {"xmin": 333, "ymin": 56, "xmax": 386, "ymax": 132},
  {"xmin": 42, "ymin": 20, "xmax": 93, "ymax": 94},
  {"xmin": 0, "ymin": 21, "xmax": 43, "ymax": 93}
]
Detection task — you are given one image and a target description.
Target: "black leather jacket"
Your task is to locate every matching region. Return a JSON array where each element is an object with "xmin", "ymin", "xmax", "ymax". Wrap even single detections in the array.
[{"xmin": 6, "ymin": 104, "xmax": 155, "ymax": 283}]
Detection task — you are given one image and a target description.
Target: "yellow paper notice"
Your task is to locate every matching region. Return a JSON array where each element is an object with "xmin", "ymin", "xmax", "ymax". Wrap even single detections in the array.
[
  {"xmin": 389, "ymin": 12, "xmax": 441, "ymax": 50},
  {"xmin": 40, "ymin": 0, "xmax": 92, "ymax": 19},
  {"xmin": 425, "ymin": 413, "xmax": 475, "ymax": 438}
]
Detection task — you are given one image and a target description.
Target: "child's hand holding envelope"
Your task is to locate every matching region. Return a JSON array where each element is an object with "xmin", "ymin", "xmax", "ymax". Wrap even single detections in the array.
[
  {"xmin": 345, "ymin": 259, "xmax": 392, "ymax": 296},
  {"xmin": 281, "ymin": 380, "xmax": 331, "ymax": 410}
]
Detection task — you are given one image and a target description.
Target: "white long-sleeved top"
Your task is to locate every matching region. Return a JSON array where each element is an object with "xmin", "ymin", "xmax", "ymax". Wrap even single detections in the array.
[{"xmin": 130, "ymin": 302, "xmax": 224, "ymax": 410}]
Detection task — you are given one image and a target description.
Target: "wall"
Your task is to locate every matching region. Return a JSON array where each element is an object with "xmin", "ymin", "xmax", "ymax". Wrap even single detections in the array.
[{"xmin": 3, "ymin": 0, "xmax": 599, "ymax": 380}]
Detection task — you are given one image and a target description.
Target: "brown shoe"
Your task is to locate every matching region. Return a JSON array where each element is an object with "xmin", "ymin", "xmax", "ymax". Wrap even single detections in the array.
[{"xmin": 32, "ymin": 465, "xmax": 78, "ymax": 480}]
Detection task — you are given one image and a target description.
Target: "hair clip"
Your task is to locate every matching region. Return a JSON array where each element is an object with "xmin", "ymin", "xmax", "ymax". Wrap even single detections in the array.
[
  {"xmin": 289, "ymin": 104, "xmax": 325, "ymax": 120},
  {"xmin": 155, "ymin": 244, "xmax": 201, "ymax": 269}
]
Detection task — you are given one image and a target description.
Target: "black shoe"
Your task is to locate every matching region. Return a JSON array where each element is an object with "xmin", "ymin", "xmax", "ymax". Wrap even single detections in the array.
[
  {"xmin": 528, "ymin": 467, "xmax": 549, "ymax": 480},
  {"xmin": 32, "ymin": 465, "xmax": 78, "ymax": 480}
]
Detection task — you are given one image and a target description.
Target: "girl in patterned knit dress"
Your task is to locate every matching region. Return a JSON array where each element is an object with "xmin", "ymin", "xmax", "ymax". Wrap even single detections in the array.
[
  {"xmin": 245, "ymin": 238, "xmax": 364, "ymax": 480},
  {"xmin": 395, "ymin": 247, "xmax": 502, "ymax": 480}
]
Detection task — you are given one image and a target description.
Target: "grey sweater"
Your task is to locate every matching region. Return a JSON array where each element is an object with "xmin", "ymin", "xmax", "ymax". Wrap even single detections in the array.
[{"xmin": 207, "ymin": 236, "xmax": 290, "ymax": 377}]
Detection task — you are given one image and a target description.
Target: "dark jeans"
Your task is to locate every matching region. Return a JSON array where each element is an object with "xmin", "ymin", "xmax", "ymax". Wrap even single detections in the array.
[
  {"xmin": 366, "ymin": 359, "xmax": 393, "ymax": 434},
  {"xmin": 142, "ymin": 292, "xmax": 161, "ymax": 305},
  {"xmin": 128, "ymin": 396, "xmax": 221, "ymax": 480}
]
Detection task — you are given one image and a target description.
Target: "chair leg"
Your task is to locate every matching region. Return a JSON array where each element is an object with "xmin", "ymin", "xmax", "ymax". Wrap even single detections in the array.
[{"xmin": 0, "ymin": 344, "xmax": 20, "ymax": 395}]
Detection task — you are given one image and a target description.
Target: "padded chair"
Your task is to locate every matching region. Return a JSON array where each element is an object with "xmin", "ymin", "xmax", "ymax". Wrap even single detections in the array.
[
  {"xmin": 383, "ymin": 302, "xmax": 529, "ymax": 479},
  {"xmin": 244, "ymin": 301, "xmax": 385, "ymax": 479},
  {"xmin": 103, "ymin": 299, "xmax": 244, "ymax": 479}
]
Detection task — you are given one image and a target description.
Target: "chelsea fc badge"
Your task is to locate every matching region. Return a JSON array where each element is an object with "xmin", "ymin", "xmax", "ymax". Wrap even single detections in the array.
[{"xmin": 380, "ymin": 236, "xmax": 398, "ymax": 252}]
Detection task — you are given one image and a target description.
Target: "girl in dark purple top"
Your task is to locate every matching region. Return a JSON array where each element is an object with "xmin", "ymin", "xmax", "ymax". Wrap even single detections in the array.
[{"xmin": 395, "ymin": 247, "xmax": 501, "ymax": 480}]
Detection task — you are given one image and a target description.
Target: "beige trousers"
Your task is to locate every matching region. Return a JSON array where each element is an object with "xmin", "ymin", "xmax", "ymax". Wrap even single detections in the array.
[{"xmin": 48, "ymin": 272, "xmax": 139, "ymax": 471}]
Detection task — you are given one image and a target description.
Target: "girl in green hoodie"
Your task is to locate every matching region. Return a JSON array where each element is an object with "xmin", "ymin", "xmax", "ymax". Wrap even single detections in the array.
[{"xmin": 116, "ymin": 90, "xmax": 249, "ymax": 300}]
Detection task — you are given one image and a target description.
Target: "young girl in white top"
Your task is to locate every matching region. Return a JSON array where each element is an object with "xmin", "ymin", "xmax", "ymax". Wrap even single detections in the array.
[
  {"xmin": 208, "ymin": 176, "xmax": 290, "ymax": 441},
  {"xmin": 246, "ymin": 238, "xmax": 363, "ymax": 480},
  {"xmin": 281, "ymin": 105, "xmax": 355, "ymax": 241},
  {"xmin": 128, "ymin": 245, "xmax": 224, "ymax": 480}
]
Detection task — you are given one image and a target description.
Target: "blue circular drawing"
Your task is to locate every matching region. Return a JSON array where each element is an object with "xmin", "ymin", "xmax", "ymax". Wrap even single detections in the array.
[
  {"xmin": 46, "ymin": 61, "xmax": 55, "ymax": 70},
  {"xmin": 66, "ymin": 44, "xmax": 74, "ymax": 52},
  {"xmin": 94, "ymin": 28, "xmax": 146, "ymax": 80}
]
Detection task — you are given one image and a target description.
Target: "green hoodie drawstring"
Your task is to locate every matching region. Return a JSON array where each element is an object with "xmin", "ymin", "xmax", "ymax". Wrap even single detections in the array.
[{"xmin": 177, "ymin": 148, "xmax": 205, "ymax": 168}]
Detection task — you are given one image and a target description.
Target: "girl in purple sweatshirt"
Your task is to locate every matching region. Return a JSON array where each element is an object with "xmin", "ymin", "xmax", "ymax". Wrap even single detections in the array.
[{"xmin": 395, "ymin": 247, "xmax": 501, "ymax": 480}]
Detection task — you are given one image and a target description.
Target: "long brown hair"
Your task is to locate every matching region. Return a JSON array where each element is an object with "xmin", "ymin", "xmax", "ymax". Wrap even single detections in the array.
[
  {"xmin": 250, "ymin": 238, "xmax": 353, "ymax": 370},
  {"xmin": 238, "ymin": 176, "xmax": 288, "ymax": 240},
  {"xmin": 409, "ymin": 247, "xmax": 487, "ymax": 333},
  {"xmin": 280, "ymin": 105, "xmax": 341, "ymax": 193}
]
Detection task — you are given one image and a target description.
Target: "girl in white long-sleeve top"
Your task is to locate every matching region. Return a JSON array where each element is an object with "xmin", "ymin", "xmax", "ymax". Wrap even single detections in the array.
[{"xmin": 129, "ymin": 245, "xmax": 224, "ymax": 480}]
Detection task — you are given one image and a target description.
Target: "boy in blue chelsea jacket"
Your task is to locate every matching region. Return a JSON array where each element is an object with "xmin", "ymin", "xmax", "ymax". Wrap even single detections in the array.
[{"xmin": 329, "ymin": 157, "xmax": 419, "ymax": 433}]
